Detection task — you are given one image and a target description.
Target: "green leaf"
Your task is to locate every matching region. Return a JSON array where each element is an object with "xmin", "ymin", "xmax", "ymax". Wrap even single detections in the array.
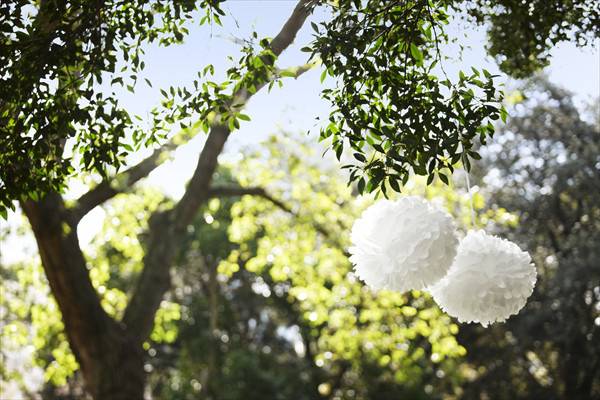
[
  {"xmin": 500, "ymin": 107, "xmax": 508, "ymax": 123},
  {"xmin": 353, "ymin": 152, "xmax": 366, "ymax": 162},
  {"xmin": 357, "ymin": 177, "xmax": 365, "ymax": 194},
  {"xmin": 410, "ymin": 43, "xmax": 423, "ymax": 62},
  {"xmin": 389, "ymin": 177, "xmax": 400, "ymax": 192},
  {"xmin": 438, "ymin": 173, "xmax": 449, "ymax": 185}
]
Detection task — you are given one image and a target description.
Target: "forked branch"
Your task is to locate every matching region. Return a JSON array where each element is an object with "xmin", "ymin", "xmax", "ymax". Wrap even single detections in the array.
[
  {"xmin": 122, "ymin": 0, "xmax": 318, "ymax": 343},
  {"xmin": 70, "ymin": 62, "xmax": 313, "ymax": 224}
]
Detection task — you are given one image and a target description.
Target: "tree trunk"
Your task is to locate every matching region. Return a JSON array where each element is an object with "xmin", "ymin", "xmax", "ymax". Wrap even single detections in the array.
[
  {"xmin": 94, "ymin": 324, "xmax": 145, "ymax": 400},
  {"xmin": 21, "ymin": 193, "xmax": 146, "ymax": 399}
]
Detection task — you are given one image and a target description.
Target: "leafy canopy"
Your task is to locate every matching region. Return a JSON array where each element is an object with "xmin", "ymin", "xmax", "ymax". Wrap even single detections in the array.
[
  {"xmin": 0, "ymin": 0, "xmax": 225, "ymax": 213},
  {"xmin": 1, "ymin": 0, "xmax": 598, "ymax": 214}
]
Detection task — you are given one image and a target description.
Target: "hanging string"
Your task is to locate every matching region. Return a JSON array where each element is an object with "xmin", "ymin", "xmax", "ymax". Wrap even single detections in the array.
[{"xmin": 464, "ymin": 169, "xmax": 476, "ymax": 228}]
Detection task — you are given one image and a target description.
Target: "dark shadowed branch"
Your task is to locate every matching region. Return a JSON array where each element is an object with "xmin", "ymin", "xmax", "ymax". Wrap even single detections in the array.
[
  {"xmin": 70, "ymin": 134, "xmax": 185, "ymax": 223},
  {"xmin": 207, "ymin": 185, "xmax": 292, "ymax": 213}
]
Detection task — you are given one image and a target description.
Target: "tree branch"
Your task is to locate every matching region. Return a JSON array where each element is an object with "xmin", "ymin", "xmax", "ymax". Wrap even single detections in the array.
[
  {"xmin": 70, "ymin": 62, "xmax": 313, "ymax": 224},
  {"xmin": 270, "ymin": 0, "xmax": 317, "ymax": 56},
  {"xmin": 70, "ymin": 127, "xmax": 200, "ymax": 223},
  {"xmin": 207, "ymin": 186, "xmax": 267, "ymax": 198},
  {"xmin": 206, "ymin": 185, "xmax": 348, "ymax": 255},
  {"xmin": 122, "ymin": 0, "xmax": 317, "ymax": 343},
  {"xmin": 206, "ymin": 185, "xmax": 292, "ymax": 214}
]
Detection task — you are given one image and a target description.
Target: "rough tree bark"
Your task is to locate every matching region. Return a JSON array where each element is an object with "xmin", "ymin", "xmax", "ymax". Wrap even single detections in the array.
[
  {"xmin": 21, "ymin": 1, "xmax": 315, "ymax": 398},
  {"xmin": 21, "ymin": 194, "xmax": 145, "ymax": 400}
]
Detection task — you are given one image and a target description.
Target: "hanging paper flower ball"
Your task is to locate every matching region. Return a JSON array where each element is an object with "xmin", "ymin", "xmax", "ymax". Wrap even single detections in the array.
[
  {"xmin": 430, "ymin": 230, "xmax": 537, "ymax": 327},
  {"xmin": 349, "ymin": 196, "xmax": 459, "ymax": 292}
]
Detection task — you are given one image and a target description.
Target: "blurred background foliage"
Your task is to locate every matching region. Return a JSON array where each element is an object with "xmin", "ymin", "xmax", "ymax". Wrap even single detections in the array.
[{"xmin": 1, "ymin": 79, "xmax": 599, "ymax": 399}]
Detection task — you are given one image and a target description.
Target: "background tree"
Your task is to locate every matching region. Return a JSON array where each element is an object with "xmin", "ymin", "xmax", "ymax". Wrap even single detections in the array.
[
  {"xmin": 5, "ymin": 2, "xmax": 317, "ymax": 397},
  {"xmin": 457, "ymin": 79, "xmax": 600, "ymax": 400},
  {"xmin": 3, "ymin": 134, "xmax": 493, "ymax": 399}
]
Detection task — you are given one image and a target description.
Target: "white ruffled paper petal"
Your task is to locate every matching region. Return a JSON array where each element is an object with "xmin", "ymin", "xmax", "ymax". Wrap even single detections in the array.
[
  {"xmin": 430, "ymin": 230, "xmax": 537, "ymax": 327},
  {"xmin": 349, "ymin": 196, "xmax": 459, "ymax": 292}
]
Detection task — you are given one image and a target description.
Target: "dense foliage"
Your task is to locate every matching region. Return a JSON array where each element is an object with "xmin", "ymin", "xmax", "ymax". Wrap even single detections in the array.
[
  {"xmin": 314, "ymin": 0, "xmax": 505, "ymax": 194},
  {"xmin": 2, "ymin": 0, "xmax": 598, "ymax": 213},
  {"xmin": 0, "ymin": 0, "xmax": 225, "ymax": 213}
]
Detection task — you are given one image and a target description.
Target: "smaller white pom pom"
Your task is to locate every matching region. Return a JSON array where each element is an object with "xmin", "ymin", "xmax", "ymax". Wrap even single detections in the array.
[
  {"xmin": 349, "ymin": 196, "xmax": 458, "ymax": 292},
  {"xmin": 430, "ymin": 230, "xmax": 537, "ymax": 327}
]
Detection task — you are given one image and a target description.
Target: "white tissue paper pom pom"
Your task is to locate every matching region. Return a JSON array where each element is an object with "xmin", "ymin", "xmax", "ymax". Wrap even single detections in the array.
[
  {"xmin": 349, "ymin": 196, "xmax": 459, "ymax": 292},
  {"xmin": 430, "ymin": 230, "xmax": 537, "ymax": 327}
]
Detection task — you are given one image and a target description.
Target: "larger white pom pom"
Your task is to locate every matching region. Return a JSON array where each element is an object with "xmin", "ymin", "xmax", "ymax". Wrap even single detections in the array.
[
  {"xmin": 349, "ymin": 196, "xmax": 458, "ymax": 292},
  {"xmin": 430, "ymin": 230, "xmax": 537, "ymax": 327}
]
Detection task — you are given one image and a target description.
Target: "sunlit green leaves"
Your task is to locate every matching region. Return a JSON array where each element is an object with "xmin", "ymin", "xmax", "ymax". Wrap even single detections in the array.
[
  {"xmin": 0, "ymin": 261, "xmax": 79, "ymax": 389},
  {"xmin": 225, "ymin": 135, "xmax": 470, "ymax": 394},
  {"xmin": 151, "ymin": 301, "xmax": 182, "ymax": 344}
]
